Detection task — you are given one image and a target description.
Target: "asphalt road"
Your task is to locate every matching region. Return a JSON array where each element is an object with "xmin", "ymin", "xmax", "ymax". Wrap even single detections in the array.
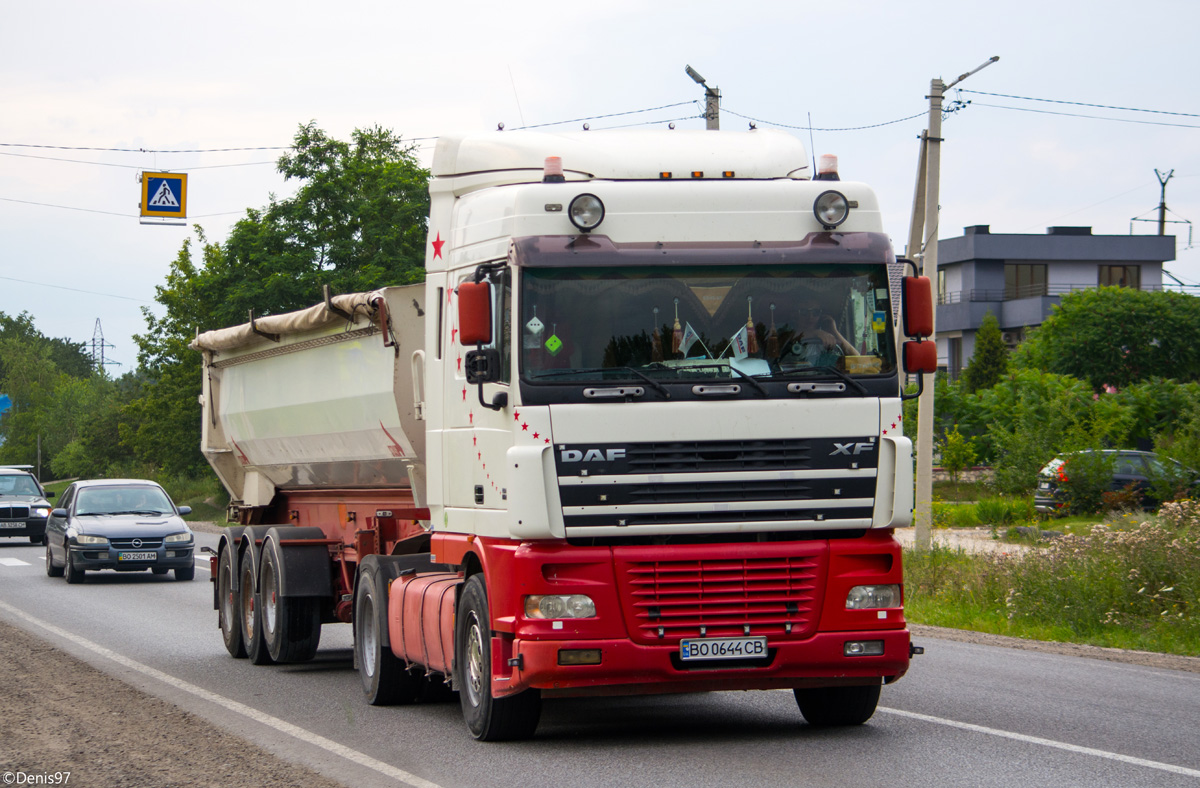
[{"xmin": 2, "ymin": 531, "xmax": 1199, "ymax": 788}]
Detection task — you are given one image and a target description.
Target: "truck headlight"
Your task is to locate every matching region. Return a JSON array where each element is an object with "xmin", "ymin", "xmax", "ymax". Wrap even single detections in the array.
[
  {"xmin": 813, "ymin": 190, "xmax": 850, "ymax": 228},
  {"xmin": 165, "ymin": 532, "xmax": 193, "ymax": 544},
  {"xmin": 525, "ymin": 594, "xmax": 596, "ymax": 619},
  {"xmin": 568, "ymin": 194, "xmax": 604, "ymax": 232},
  {"xmin": 33, "ymin": 506, "xmax": 51, "ymax": 518},
  {"xmin": 845, "ymin": 584, "xmax": 900, "ymax": 609}
]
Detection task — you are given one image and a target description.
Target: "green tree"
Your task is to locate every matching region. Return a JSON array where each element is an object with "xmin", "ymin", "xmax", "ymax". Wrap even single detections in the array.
[
  {"xmin": 960, "ymin": 311, "xmax": 1008, "ymax": 393},
  {"xmin": 1017, "ymin": 288, "xmax": 1200, "ymax": 389},
  {"xmin": 130, "ymin": 123, "xmax": 431, "ymax": 475},
  {"xmin": 938, "ymin": 424, "xmax": 978, "ymax": 499}
]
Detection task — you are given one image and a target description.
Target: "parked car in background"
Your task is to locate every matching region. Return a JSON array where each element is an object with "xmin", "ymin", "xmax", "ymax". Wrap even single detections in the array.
[
  {"xmin": 0, "ymin": 465, "xmax": 55, "ymax": 545},
  {"xmin": 44, "ymin": 479, "xmax": 194, "ymax": 583},
  {"xmin": 1034, "ymin": 450, "xmax": 1199, "ymax": 514}
]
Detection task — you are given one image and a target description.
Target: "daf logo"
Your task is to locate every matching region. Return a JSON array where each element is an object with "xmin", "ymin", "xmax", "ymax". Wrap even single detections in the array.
[
  {"xmin": 561, "ymin": 448, "xmax": 626, "ymax": 463},
  {"xmin": 830, "ymin": 442, "xmax": 875, "ymax": 456}
]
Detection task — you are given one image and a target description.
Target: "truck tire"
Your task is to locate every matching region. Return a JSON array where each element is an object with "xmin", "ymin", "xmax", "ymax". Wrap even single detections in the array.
[
  {"xmin": 260, "ymin": 540, "xmax": 321, "ymax": 663},
  {"xmin": 456, "ymin": 574, "xmax": 541, "ymax": 741},
  {"xmin": 355, "ymin": 562, "xmax": 421, "ymax": 705},
  {"xmin": 45, "ymin": 542, "xmax": 64, "ymax": 577},
  {"xmin": 218, "ymin": 547, "xmax": 246, "ymax": 658},
  {"xmin": 240, "ymin": 549, "xmax": 274, "ymax": 665},
  {"xmin": 793, "ymin": 684, "xmax": 881, "ymax": 726}
]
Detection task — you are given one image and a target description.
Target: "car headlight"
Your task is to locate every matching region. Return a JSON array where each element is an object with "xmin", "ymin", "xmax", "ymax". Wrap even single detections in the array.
[
  {"xmin": 568, "ymin": 194, "xmax": 605, "ymax": 232},
  {"xmin": 165, "ymin": 532, "xmax": 193, "ymax": 544},
  {"xmin": 813, "ymin": 189, "xmax": 850, "ymax": 228},
  {"xmin": 525, "ymin": 594, "xmax": 596, "ymax": 619},
  {"xmin": 845, "ymin": 584, "xmax": 900, "ymax": 609},
  {"xmin": 33, "ymin": 506, "xmax": 51, "ymax": 518},
  {"xmin": 74, "ymin": 534, "xmax": 109, "ymax": 546}
]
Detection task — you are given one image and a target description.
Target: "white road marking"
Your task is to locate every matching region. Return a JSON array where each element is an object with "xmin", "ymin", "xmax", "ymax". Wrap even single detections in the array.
[
  {"xmin": 879, "ymin": 706, "xmax": 1200, "ymax": 778},
  {"xmin": 0, "ymin": 557, "xmax": 31, "ymax": 567},
  {"xmin": 0, "ymin": 600, "xmax": 445, "ymax": 788}
]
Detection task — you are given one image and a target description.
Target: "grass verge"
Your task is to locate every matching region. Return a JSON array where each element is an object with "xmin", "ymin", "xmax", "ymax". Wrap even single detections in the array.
[{"xmin": 904, "ymin": 501, "xmax": 1200, "ymax": 656}]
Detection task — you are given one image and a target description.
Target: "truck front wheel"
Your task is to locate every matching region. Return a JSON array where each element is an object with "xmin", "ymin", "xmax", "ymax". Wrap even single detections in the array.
[
  {"xmin": 219, "ymin": 547, "xmax": 246, "ymax": 658},
  {"xmin": 456, "ymin": 575, "xmax": 541, "ymax": 741},
  {"xmin": 355, "ymin": 562, "xmax": 421, "ymax": 705},
  {"xmin": 794, "ymin": 684, "xmax": 881, "ymax": 726}
]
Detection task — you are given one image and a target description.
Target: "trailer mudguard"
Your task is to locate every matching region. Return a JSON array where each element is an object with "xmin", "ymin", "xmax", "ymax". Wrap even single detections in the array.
[{"xmin": 263, "ymin": 526, "xmax": 334, "ymax": 598}]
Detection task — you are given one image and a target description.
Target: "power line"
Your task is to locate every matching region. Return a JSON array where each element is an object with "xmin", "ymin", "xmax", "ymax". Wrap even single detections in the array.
[
  {"xmin": 957, "ymin": 90, "xmax": 1200, "ymax": 118},
  {"xmin": 0, "ymin": 196, "xmax": 132, "ymax": 217},
  {"xmin": 511, "ymin": 100, "xmax": 697, "ymax": 130},
  {"xmin": 0, "ymin": 274, "xmax": 154, "ymax": 303},
  {"xmin": 0, "ymin": 142, "xmax": 292, "ymax": 153},
  {"xmin": 970, "ymin": 102, "xmax": 1200, "ymax": 129},
  {"xmin": 0, "ymin": 151, "xmax": 278, "ymax": 170},
  {"xmin": 723, "ymin": 108, "xmax": 927, "ymax": 132}
]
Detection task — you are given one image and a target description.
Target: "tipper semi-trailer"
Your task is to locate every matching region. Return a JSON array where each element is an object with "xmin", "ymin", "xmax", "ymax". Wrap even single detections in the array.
[{"xmin": 193, "ymin": 128, "xmax": 937, "ymax": 741}]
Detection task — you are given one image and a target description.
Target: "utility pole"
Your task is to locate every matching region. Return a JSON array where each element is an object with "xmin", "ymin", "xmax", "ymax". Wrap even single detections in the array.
[
  {"xmin": 908, "ymin": 56, "xmax": 998, "ymax": 550},
  {"xmin": 1156, "ymin": 169, "xmax": 1174, "ymax": 236},
  {"xmin": 685, "ymin": 65, "xmax": 720, "ymax": 130}
]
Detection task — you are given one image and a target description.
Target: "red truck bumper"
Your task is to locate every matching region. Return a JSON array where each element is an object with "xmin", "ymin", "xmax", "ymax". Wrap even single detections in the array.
[{"xmin": 495, "ymin": 628, "xmax": 910, "ymax": 698}]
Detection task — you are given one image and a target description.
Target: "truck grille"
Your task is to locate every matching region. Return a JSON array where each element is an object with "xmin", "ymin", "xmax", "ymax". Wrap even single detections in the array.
[
  {"xmin": 0, "ymin": 506, "xmax": 30, "ymax": 519},
  {"xmin": 616, "ymin": 546, "xmax": 825, "ymax": 644}
]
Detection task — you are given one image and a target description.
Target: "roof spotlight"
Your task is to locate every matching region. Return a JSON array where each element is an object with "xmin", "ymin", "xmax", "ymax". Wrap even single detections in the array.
[
  {"xmin": 569, "ymin": 194, "xmax": 605, "ymax": 232},
  {"xmin": 813, "ymin": 190, "xmax": 850, "ymax": 229}
]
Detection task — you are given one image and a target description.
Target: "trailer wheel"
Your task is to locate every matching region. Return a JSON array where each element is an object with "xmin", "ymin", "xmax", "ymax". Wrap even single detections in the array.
[
  {"xmin": 793, "ymin": 684, "xmax": 881, "ymax": 726},
  {"xmin": 355, "ymin": 562, "xmax": 421, "ymax": 705},
  {"xmin": 260, "ymin": 541, "xmax": 321, "ymax": 663},
  {"xmin": 456, "ymin": 575, "xmax": 541, "ymax": 741},
  {"xmin": 218, "ymin": 547, "xmax": 246, "ymax": 658},
  {"xmin": 240, "ymin": 549, "xmax": 274, "ymax": 665}
]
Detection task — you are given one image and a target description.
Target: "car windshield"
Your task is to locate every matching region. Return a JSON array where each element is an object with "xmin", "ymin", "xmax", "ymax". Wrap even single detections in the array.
[
  {"xmin": 520, "ymin": 263, "xmax": 897, "ymax": 384},
  {"xmin": 0, "ymin": 475, "xmax": 41, "ymax": 496},
  {"xmin": 76, "ymin": 486, "xmax": 174, "ymax": 515}
]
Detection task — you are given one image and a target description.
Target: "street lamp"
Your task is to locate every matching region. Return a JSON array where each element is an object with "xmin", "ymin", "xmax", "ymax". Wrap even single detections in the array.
[{"xmin": 685, "ymin": 65, "xmax": 720, "ymax": 130}]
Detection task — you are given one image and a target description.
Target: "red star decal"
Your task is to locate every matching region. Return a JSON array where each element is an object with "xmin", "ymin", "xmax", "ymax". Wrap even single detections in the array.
[
  {"xmin": 432, "ymin": 232, "xmax": 445, "ymax": 259},
  {"xmin": 892, "ymin": 422, "xmax": 897, "ymax": 429},
  {"xmin": 478, "ymin": 452, "xmax": 482, "ymax": 460},
  {"xmin": 451, "ymin": 328, "xmax": 458, "ymax": 342},
  {"xmin": 544, "ymin": 438, "xmax": 550, "ymax": 444},
  {"xmin": 883, "ymin": 429, "xmax": 889, "ymax": 435},
  {"xmin": 482, "ymin": 463, "xmax": 486, "ymax": 470},
  {"xmin": 897, "ymin": 414, "xmax": 903, "ymax": 421},
  {"xmin": 473, "ymin": 435, "xmax": 477, "ymax": 446},
  {"xmin": 457, "ymin": 356, "xmax": 462, "ymax": 372},
  {"xmin": 514, "ymin": 411, "xmax": 521, "ymax": 421},
  {"xmin": 532, "ymin": 432, "xmax": 539, "ymax": 439},
  {"xmin": 469, "ymin": 411, "xmax": 474, "ymax": 424},
  {"xmin": 462, "ymin": 386, "xmax": 467, "ymax": 401},
  {"xmin": 521, "ymin": 422, "xmax": 529, "ymax": 431}
]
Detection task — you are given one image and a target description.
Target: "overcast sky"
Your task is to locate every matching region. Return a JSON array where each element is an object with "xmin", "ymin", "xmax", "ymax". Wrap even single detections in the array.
[{"xmin": 3, "ymin": 0, "xmax": 1198, "ymax": 370}]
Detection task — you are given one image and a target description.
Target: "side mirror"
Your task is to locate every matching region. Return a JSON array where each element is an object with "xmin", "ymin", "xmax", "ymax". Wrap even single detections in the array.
[
  {"xmin": 52, "ymin": 508, "xmax": 68, "ymax": 518},
  {"xmin": 45, "ymin": 490, "xmax": 56, "ymax": 499},
  {"xmin": 901, "ymin": 275, "xmax": 933, "ymax": 338},
  {"xmin": 177, "ymin": 505, "xmax": 192, "ymax": 516},
  {"xmin": 465, "ymin": 348, "xmax": 501, "ymax": 384},
  {"xmin": 458, "ymin": 282, "xmax": 492, "ymax": 345},
  {"xmin": 903, "ymin": 340, "xmax": 938, "ymax": 374}
]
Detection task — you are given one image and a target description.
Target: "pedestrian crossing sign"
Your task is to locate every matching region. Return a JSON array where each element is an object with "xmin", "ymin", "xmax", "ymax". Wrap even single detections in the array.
[{"xmin": 140, "ymin": 172, "xmax": 188, "ymax": 220}]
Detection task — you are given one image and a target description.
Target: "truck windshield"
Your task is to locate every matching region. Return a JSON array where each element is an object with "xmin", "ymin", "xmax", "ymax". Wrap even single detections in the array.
[{"xmin": 519, "ymin": 264, "xmax": 896, "ymax": 383}]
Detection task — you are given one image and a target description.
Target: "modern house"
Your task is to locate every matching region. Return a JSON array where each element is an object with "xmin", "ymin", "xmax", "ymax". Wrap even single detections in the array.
[{"xmin": 935, "ymin": 225, "xmax": 1176, "ymax": 377}]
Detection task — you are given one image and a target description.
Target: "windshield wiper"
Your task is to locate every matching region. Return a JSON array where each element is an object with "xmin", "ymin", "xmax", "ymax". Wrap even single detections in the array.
[
  {"xmin": 775, "ymin": 365, "xmax": 868, "ymax": 395},
  {"xmin": 725, "ymin": 366, "xmax": 768, "ymax": 397},
  {"xmin": 530, "ymin": 367, "xmax": 671, "ymax": 398}
]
